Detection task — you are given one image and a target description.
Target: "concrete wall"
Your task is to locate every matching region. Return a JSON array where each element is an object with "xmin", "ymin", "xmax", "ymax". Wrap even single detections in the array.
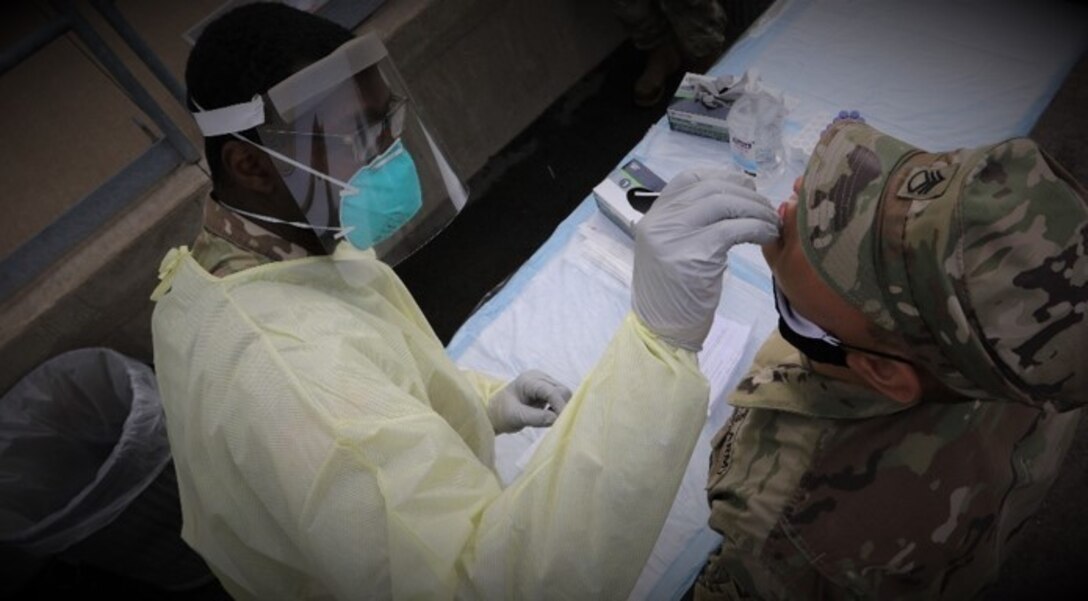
[
  {"xmin": 0, "ymin": 1, "xmax": 218, "ymax": 259},
  {"xmin": 0, "ymin": 0, "xmax": 623, "ymax": 393}
]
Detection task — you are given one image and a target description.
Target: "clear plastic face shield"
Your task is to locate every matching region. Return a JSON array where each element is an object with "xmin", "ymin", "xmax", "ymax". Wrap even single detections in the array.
[{"xmin": 192, "ymin": 35, "xmax": 467, "ymax": 264}]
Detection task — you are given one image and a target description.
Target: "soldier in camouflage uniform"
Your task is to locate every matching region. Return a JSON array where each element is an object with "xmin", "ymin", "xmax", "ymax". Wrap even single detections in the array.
[
  {"xmin": 696, "ymin": 120, "xmax": 1087, "ymax": 599},
  {"xmin": 613, "ymin": 0, "xmax": 729, "ymax": 59},
  {"xmin": 189, "ymin": 196, "xmax": 310, "ymax": 278},
  {"xmin": 612, "ymin": 0, "xmax": 729, "ymax": 105}
]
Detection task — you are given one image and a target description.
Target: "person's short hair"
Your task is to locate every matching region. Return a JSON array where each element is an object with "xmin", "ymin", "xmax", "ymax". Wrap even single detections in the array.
[{"xmin": 185, "ymin": 3, "xmax": 353, "ymax": 187}]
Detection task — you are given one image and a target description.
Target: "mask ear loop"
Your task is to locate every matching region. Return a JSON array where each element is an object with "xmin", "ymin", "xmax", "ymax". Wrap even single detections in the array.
[
  {"xmin": 773, "ymin": 280, "xmax": 914, "ymax": 365},
  {"xmin": 213, "ymin": 202, "xmax": 342, "ymax": 233},
  {"xmin": 192, "ymin": 96, "xmax": 359, "ymax": 239},
  {"xmin": 217, "ymin": 138, "xmax": 359, "ymax": 241},
  {"xmin": 773, "ymin": 282, "xmax": 842, "ymax": 344}
]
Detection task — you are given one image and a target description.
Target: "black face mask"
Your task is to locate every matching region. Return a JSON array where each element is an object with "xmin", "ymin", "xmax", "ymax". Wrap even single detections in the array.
[{"xmin": 773, "ymin": 280, "xmax": 912, "ymax": 366}]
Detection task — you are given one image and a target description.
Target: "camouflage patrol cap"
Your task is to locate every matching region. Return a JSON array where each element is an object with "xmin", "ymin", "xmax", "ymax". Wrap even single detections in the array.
[{"xmin": 798, "ymin": 121, "xmax": 1087, "ymax": 410}]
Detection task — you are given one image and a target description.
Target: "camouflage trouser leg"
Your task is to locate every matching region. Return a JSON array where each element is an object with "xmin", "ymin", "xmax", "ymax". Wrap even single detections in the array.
[
  {"xmin": 612, "ymin": 0, "xmax": 672, "ymax": 51},
  {"xmin": 660, "ymin": 0, "xmax": 728, "ymax": 58},
  {"xmin": 613, "ymin": 0, "xmax": 728, "ymax": 58}
]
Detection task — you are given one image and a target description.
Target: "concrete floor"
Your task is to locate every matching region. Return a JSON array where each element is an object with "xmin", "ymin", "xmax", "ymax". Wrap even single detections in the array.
[{"xmin": 14, "ymin": 39, "xmax": 1088, "ymax": 601}]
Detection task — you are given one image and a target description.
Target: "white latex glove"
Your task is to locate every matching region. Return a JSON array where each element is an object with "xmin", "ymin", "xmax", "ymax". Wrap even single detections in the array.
[
  {"xmin": 487, "ymin": 370, "xmax": 573, "ymax": 434},
  {"xmin": 632, "ymin": 169, "xmax": 780, "ymax": 351}
]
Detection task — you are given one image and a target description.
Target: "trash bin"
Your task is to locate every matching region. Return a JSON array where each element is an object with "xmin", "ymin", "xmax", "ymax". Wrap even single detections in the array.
[{"xmin": 0, "ymin": 348, "xmax": 213, "ymax": 592}]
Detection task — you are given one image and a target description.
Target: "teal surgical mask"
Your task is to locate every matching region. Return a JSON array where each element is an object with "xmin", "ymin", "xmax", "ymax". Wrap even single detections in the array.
[
  {"xmin": 217, "ymin": 135, "xmax": 422, "ymax": 251},
  {"xmin": 339, "ymin": 138, "xmax": 422, "ymax": 249}
]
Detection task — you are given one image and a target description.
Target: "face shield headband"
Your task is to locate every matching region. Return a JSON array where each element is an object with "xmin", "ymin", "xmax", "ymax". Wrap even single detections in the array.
[{"xmin": 773, "ymin": 280, "xmax": 912, "ymax": 366}]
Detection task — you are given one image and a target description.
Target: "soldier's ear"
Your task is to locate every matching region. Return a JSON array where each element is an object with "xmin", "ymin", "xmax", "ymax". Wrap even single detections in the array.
[
  {"xmin": 846, "ymin": 353, "xmax": 921, "ymax": 404},
  {"xmin": 221, "ymin": 139, "xmax": 278, "ymax": 195}
]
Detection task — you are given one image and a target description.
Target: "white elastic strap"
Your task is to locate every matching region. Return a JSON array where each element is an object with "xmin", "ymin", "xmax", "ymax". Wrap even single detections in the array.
[
  {"xmin": 193, "ymin": 97, "xmax": 360, "ymax": 240},
  {"xmin": 192, "ymin": 95, "xmax": 267, "ymax": 136},
  {"xmin": 219, "ymin": 201, "xmax": 354, "ymax": 238},
  {"xmin": 192, "ymin": 96, "xmax": 355, "ymax": 193},
  {"xmin": 233, "ymin": 131, "xmax": 357, "ymax": 194}
]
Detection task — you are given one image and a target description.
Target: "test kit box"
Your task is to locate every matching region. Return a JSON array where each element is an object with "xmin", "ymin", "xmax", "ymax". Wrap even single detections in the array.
[
  {"xmin": 666, "ymin": 73, "xmax": 734, "ymax": 142},
  {"xmin": 592, "ymin": 158, "xmax": 667, "ymax": 237}
]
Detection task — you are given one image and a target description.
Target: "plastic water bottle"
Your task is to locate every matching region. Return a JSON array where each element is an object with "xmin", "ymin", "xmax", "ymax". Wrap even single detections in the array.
[{"xmin": 726, "ymin": 89, "xmax": 785, "ymax": 181}]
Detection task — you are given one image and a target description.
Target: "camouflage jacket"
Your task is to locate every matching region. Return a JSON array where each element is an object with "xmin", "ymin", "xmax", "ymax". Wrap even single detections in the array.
[
  {"xmin": 695, "ymin": 333, "xmax": 1082, "ymax": 600},
  {"xmin": 190, "ymin": 196, "xmax": 309, "ymax": 276}
]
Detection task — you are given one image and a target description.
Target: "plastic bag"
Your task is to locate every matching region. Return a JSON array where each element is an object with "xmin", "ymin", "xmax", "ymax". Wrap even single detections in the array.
[{"xmin": 0, "ymin": 348, "xmax": 172, "ymax": 555}]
